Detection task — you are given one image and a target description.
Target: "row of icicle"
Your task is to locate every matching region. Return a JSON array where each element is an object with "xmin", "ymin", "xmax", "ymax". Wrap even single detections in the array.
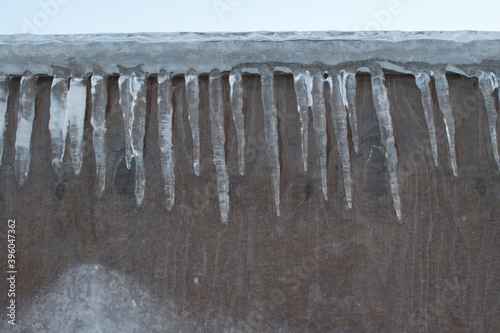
[{"xmin": 0, "ymin": 65, "xmax": 499, "ymax": 222}]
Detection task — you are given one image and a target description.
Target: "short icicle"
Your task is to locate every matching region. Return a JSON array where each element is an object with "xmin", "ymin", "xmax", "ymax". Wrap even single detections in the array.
[
  {"xmin": 14, "ymin": 71, "xmax": 36, "ymax": 185},
  {"xmin": 157, "ymin": 71, "xmax": 176, "ymax": 210},
  {"xmin": 311, "ymin": 71, "xmax": 328, "ymax": 201},
  {"xmin": 118, "ymin": 69, "xmax": 147, "ymax": 205},
  {"xmin": 328, "ymin": 72, "xmax": 353, "ymax": 208},
  {"xmin": 229, "ymin": 69, "xmax": 245, "ymax": 175},
  {"xmin": 91, "ymin": 74, "xmax": 107, "ymax": 194},
  {"xmin": 477, "ymin": 71, "xmax": 500, "ymax": 169},
  {"xmin": 49, "ymin": 71, "xmax": 69, "ymax": 177},
  {"xmin": 209, "ymin": 69, "xmax": 230, "ymax": 223},
  {"xmin": 293, "ymin": 69, "xmax": 313, "ymax": 172},
  {"xmin": 415, "ymin": 72, "xmax": 439, "ymax": 167},
  {"xmin": 0, "ymin": 75, "xmax": 8, "ymax": 166},
  {"xmin": 185, "ymin": 69, "xmax": 201, "ymax": 176},
  {"xmin": 67, "ymin": 76, "xmax": 87, "ymax": 176},
  {"xmin": 340, "ymin": 71, "xmax": 359, "ymax": 153},
  {"xmin": 259, "ymin": 66, "xmax": 281, "ymax": 216},
  {"xmin": 432, "ymin": 70, "xmax": 457, "ymax": 177},
  {"xmin": 370, "ymin": 65, "xmax": 401, "ymax": 220}
]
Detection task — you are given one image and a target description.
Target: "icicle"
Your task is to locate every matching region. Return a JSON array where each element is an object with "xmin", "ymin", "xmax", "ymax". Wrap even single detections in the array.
[
  {"xmin": 259, "ymin": 66, "xmax": 281, "ymax": 216},
  {"xmin": 339, "ymin": 71, "xmax": 359, "ymax": 153},
  {"xmin": 0, "ymin": 75, "xmax": 8, "ymax": 166},
  {"xmin": 157, "ymin": 71, "xmax": 175, "ymax": 210},
  {"xmin": 432, "ymin": 70, "xmax": 457, "ymax": 177},
  {"xmin": 209, "ymin": 69, "xmax": 230, "ymax": 223},
  {"xmin": 91, "ymin": 74, "xmax": 107, "ymax": 194},
  {"xmin": 49, "ymin": 72, "xmax": 69, "ymax": 176},
  {"xmin": 311, "ymin": 71, "xmax": 328, "ymax": 201},
  {"xmin": 185, "ymin": 69, "xmax": 201, "ymax": 176},
  {"xmin": 370, "ymin": 66, "xmax": 401, "ymax": 220},
  {"xmin": 229, "ymin": 69, "xmax": 245, "ymax": 175},
  {"xmin": 67, "ymin": 76, "xmax": 87, "ymax": 176},
  {"xmin": 118, "ymin": 70, "xmax": 147, "ymax": 205},
  {"xmin": 293, "ymin": 70, "xmax": 313, "ymax": 172},
  {"xmin": 14, "ymin": 71, "xmax": 36, "ymax": 185},
  {"xmin": 415, "ymin": 72, "xmax": 439, "ymax": 167},
  {"xmin": 477, "ymin": 71, "xmax": 500, "ymax": 170},
  {"xmin": 327, "ymin": 72, "xmax": 353, "ymax": 208}
]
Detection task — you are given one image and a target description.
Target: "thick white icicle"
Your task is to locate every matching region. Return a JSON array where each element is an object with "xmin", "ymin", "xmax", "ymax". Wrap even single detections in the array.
[
  {"xmin": 477, "ymin": 71, "xmax": 500, "ymax": 170},
  {"xmin": 340, "ymin": 71, "xmax": 359, "ymax": 153},
  {"xmin": 209, "ymin": 70, "xmax": 230, "ymax": 223},
  {"xmin": 14, "ymin": 72, "xmax": 36, "ymax": 185},
  {"xmin": 118, "ymin": 74, "xmax": 134, "ymax": 170},
  {"xmin": 157, "ymin": 71, "xmax": 175, "ymax": 210},
  {"xmin": 118, "ymin": 71, "xmax": 147, "ymax": 205},
  {"xmin": 91, "ymin": 74, "xmax": 107, "ymax": 194},
  {"xmin": 432, "ymin": 70, "xmax": 457, "ymax": 177},
  {"xmin": 370, "ymin": 66, "xmax": 401, "ymax": 220},
  {"xmin": 415, "ymin": 72, "xmax": 439, "ymax": 167},
  {"xmin": 185, "ymin": 69, "xmax": 201, "ymax": 176},
  {"xmin": 259, "ymin": 66, "xmax": 281, "ymax": 216},
  {"xmin": 229, "ymin": 69, "xmax": 245, "ymax": 175},
  {"xmin": 67, "ymin": 76, "xmax": 87, "ymax": 176},
  {"xmin": 311, "ymin": 72, "xmax": 328, "ymax": 201},
  {"xmin": 0, "ymin": 75, "xmax": 8, "ymax": 166},
  {"xmin": 293, "ymin": 70, "xmax": 312, "ymax": 172},
  {"xmin": 327, "ymin": 73, "xmax": 353, "ymax": 208},
  {"xmin": 49, "ymin": 73, "xmax": 69, "ymax": 176}
]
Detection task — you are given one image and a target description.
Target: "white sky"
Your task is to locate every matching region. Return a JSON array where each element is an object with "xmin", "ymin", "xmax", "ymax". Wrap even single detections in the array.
[{"xmin": 0, "ymin": 0, "xmax": 499, "ymax": 35}]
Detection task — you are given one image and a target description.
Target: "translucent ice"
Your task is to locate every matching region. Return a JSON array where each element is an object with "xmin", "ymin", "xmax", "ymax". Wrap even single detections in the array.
[
  {"xmin": 311, "ymin": 72, "xmax": 328, "ymax": 201},
  {"xmin": 14, "ymin": 71, "xmax": 36, "ymax": 185},
  {"xmin": 293, "ymin": 70, "xmax": 313, "ymax": 172},
  {"xmin": 209, "ymin": 70, "xmax": 230, "ymax": 223},
  {"xmin": 49, "ymin": 73, "xmax": 69, "ymax": 176},
  {"xmin": 157, "ymin": 71, "xmax": 175, "ymax": 210},
  {"xmin": 67, "ymin": 76, "xmax": 87, "ymax": 176},
  {"xmin": 432, "ymin": 70, "xmax": 457, "ymax": 177},
  {"xmin": 185, "ymin": 69, "xmax": 201, "ymax": 176},
  {"xmin": 415, "ymin": 72, "xmax": 439, "ymax": 167},
  {"xmin": 0, "ymin": 75, "xmax": 8, "ymax": 166},
  {"xmin": 118, "ymin": 70, "xmax": 147, "ymax": 205},
  {"xmin": 328, "ymin": 73, "xmax": 353, "ymax": 208},
  {"xmin": 229, "ymin": 69, "xmax": 245, "ymax": 175},
  {"xmin": 477, "ymin": 71, "xmax": 500, "ymax": 169},
  {"xmin": 370, "ymin": 66, "xmax": 401, "ymax": 220},
  {"xmin": 260, "ymin": 66, "xmax": 281, "ymax": 216},
  {"xmin": 339, "ymin": 71, "xmax": 359, "ymax": 153},
  {"xmin": 91, "ymin": 74, "xmax": 107, "ymax": 194}
]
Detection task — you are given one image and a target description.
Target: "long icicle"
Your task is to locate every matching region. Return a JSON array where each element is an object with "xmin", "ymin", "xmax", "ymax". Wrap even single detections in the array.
[
  {"xmin": 328, "ymin": 72, "xmax": 353, "ymax": 208},
  {"xmin": 14, "ymin": 71, "xmax": 36, "ymax": 185},
  {"xmin": 293, "ymin": 69, "xmax": 312, "ymax": 172},
  {"xmin": 118, "ymin": 70, "xmax": 147, "ymax": 205},
  {"xmin": 260, "ymin": 66, "xmax": 281, "ymax": 216},
  {"xmin": 158, "ymin": 70, "xmax": 175, "ymax": 210},
  {"xmin": 49, "ymin": 71, "xmax": 69, "ymax": 177},
  {"xmin": 432, "ymin": 70, "xmax": 457, "ymax": 177},
  {"xmin": 67, "ymin": 76, "xmax": 87, "ymax": 176},
  {"xmin": 118, "ymin": 72, "xmax": 134, "ymax": 170},
  {"xmin": 370, "ymin": 65, "xmax": 401, "ymax": 220},
  {"xmin": 185, "ymin": 69, "xmax": 201, "ymax": 176},
  {"xmin": 0, "ymin": 75, "xmax": 8, "ymax": 166},
  {"xmin": 91, "ymin": 74, "xmax": 107, "ymax": 194},
  {"xmin": 340, "ymin": 71, "xmax": 359, "ymax": 153},
  {"xmin": 311, "ymin": 71, "xmax": 328, "ymax": 201},
  {"xmin": 209, "ymin": 69, "xmax": 230, "ymax": 223},
  {"xmin": 415, "ymin": 72, "xmax": 439, "ymax": 167},
  {"xmin": 477, "ymin": 71, "xmax": 500, "ymax": 169},
  {"xmin": 229, "ymin": 69, "xmax": 245, "ymax": 175}
]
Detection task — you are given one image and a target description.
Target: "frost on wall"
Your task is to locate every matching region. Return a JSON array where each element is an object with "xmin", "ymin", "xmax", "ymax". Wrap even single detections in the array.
[{"xmin": 1, "ymin": 32, "xmax": 499, "ymax": 222}]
